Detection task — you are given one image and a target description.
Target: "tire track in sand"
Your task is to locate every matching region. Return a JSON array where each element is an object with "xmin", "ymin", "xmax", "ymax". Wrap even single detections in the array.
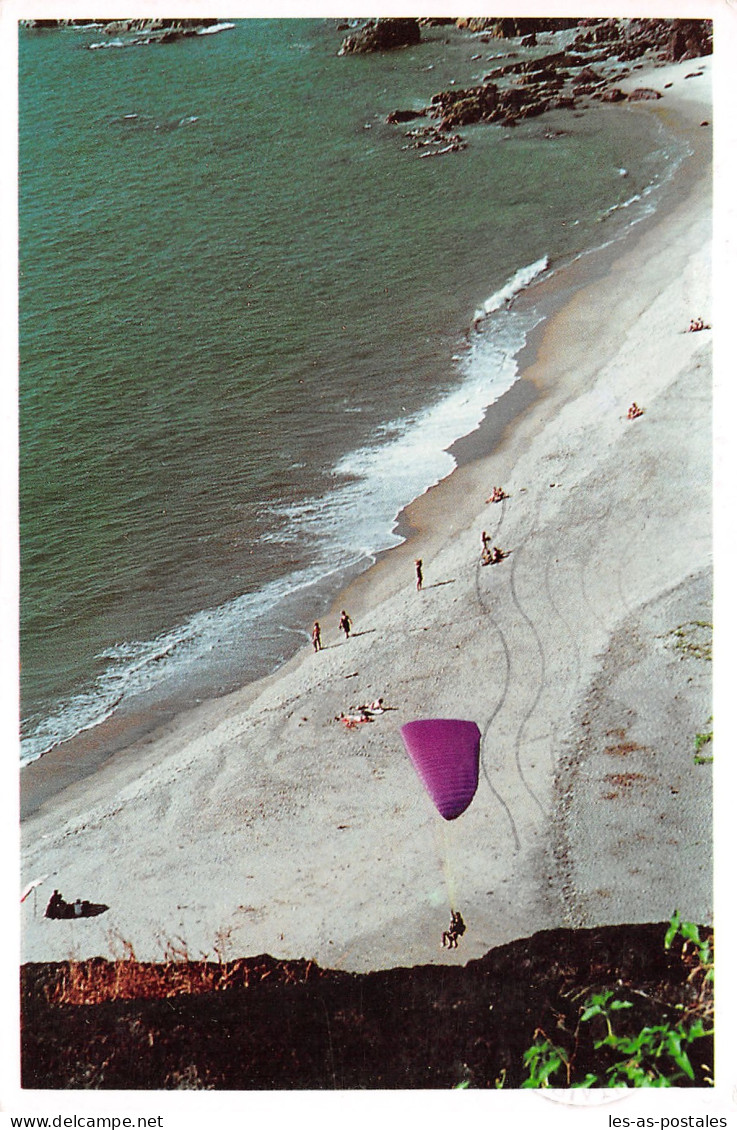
[{"xmin": 472, "ymin": 495, "xmax": 522, "ymax": 850}]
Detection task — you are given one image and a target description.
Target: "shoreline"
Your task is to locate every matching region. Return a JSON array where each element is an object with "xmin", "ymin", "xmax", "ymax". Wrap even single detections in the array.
[
  {"xmin": 20, "ymin": 57, "xmax": 712, "ymax": 974},
  {"xmin": 19, "ymin": 62, "xmax": 706, "ymax": 820}
]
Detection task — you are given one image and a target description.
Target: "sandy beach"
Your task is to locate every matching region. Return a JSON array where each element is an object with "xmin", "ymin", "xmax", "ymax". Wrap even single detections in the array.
[{"xmin": 20, "ymin": 58, "xmax": 712, "ymax": 974}]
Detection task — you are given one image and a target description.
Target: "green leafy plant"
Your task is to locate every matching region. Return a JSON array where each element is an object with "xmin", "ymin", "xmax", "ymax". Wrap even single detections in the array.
[
  {"xmin": 520, "ymin": 918, "xmax": 714, "ymax": 1088},
  {"xmin": 693, "ymin": 718, "xmax": 713, "ymax": 764},
  {"xmin": 521, "ymin": 1032, "xmax": 570, "ymax": 1088},
  {"xmin": 584, "ymin": 1014, "xmax": 708, "ymax": 1087},
  {"xmin": 665, "ymin": 911, "xmax": 713, "ymax": 985}
]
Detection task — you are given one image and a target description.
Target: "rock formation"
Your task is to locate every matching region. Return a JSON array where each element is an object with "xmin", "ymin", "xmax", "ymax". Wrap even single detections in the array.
[
  {"xmin": 339, "ymin": 18, "xmax": 421, "ymax": 55},
  {"xmin": 373, "ymin": 17, "xmax": 712, "ymax": 154}
]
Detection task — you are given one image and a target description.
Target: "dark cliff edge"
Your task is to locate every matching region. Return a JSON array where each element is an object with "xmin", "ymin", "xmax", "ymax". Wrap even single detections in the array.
[{"xmin": 22, "ymin": 923, "xmax": 713, "ymax": 1090}]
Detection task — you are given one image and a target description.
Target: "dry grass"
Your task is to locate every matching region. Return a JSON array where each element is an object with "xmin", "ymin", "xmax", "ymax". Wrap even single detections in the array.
[{"xmin": 42, "ymin": 932, "xmax": 317, "ymax": 1005}]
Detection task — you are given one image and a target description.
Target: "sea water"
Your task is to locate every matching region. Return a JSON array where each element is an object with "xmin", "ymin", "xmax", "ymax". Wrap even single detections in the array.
[{"xmin": 18, "ymin": 19, "xmax": 686, "ymax": 764}]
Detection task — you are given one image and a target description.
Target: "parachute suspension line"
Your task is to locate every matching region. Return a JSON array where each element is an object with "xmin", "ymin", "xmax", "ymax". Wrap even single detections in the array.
[{"xmin": 435, "ymin": 819, "xmax": 457, "ymax": 913}]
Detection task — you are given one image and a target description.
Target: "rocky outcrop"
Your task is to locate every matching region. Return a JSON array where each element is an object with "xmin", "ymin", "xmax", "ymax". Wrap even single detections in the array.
[
  {"xmin": 377, "ymin": 17, "xmax": 712, "ymax": 153},
  {"xmin": 572, "ymin": 17, "xmax": 712, "ymax": 60},
  {"xmin": 402, "ymin": 125, "xmax": 466, "ymax": 156},
  {"xmin": 386, "ymin": 108, "xmax": 426, "ymax": 124},
  {"xmin": 21, "ymin": 17, "xmax": 221, "ymax": 33},
  {"xmin": 455, "ymin": 18, "xmax": 580, "ymax": 37},
  {"xmin": 628, "ymin": 87, "xmax": 663, "ymax": 101},
  {"xmin": 664, "ymin": 19, "xmax": 713, "ymax": 61},
  {"xmin": 339, "ymin": 18, "xmax": 421, "ymax": 55}
]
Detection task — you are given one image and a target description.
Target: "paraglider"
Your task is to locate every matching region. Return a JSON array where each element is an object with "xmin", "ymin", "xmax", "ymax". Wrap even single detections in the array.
[
  {"xmin": 400, "ymin": 719, "xmax": 480, "ymax": 948},
  {"xmin": 400, "ymin": 718, "xmax": 481, "ymax": 820}
]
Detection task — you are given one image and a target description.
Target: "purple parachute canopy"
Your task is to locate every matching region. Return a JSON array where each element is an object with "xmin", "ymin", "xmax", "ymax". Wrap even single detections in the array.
[{"xmin": 400, "ymin": 719, "xmax": 481, "ymax": 821}]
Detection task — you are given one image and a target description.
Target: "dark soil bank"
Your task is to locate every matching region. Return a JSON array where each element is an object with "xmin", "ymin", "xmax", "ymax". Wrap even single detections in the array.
[{"xmin": 22, "ymin": 923, "xmax": 713, "ymax": 1090}]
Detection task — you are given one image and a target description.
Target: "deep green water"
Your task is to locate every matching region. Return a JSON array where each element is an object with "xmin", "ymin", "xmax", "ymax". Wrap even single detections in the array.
[{"xmin": 19, "ymin": 19, "xmax": 677, "ymax": 761}]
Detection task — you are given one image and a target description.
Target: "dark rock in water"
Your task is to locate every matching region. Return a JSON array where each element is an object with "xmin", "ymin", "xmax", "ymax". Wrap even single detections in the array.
[
  {"xmin": 456, "ymin": 17, "xmax": 580, "ymax": 37},
  {"xmin": 347, "ymin": 16, "xmax": 713, "ymax": 156},
  {"xmin": 402, "ymin": 124, "xmax": 466, "ymax": 156},
  {"xmin": 101, "ymin": 18, "xmax": 219, "ymax": 35},
  {"xmin": 628, "ymin": 87, "xmax": 662, "ymax": 100},
  {"xmin": 21, "ymin": 17, "xmax": 223, "ymax": 40},
  {"xmin": 429, "ymin": 84, "xmax": 501, "ymax": 128},
  {"xmin": 339, "ymin": 18, "xmax": 421, "ymax": 55},
  {"xmin": 386, "ymin": 108, "xmax": 426, "ymax": 124}
]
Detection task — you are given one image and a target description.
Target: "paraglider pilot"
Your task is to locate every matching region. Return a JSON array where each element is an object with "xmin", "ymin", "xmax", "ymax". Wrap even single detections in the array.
[{"xmin": 442, "ymin": 909, "xmax": 466, "ymax": 949}]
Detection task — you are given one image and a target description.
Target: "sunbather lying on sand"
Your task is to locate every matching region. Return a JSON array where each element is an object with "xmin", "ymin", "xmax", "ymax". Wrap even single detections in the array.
[
  {"xmin": 481, "ymin": 545, "xmax": 508, "ymax": 565},
  {"xmin": 336, "ymin": 699, "xmax": 389, "ymax": 728},
  {"xmin": 336, "ymin": 712, "xmax": 373, "ymax": 730},
  {"xmin": 357, "ymin": 698, "xmax": 386, "ymax": 715}
]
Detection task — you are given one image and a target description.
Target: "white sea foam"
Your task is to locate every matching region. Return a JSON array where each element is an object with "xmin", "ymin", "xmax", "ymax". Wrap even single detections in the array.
[
  {"xmin": 262, "ymin": 303, "xmax": 543, "ymax": 568},
  {"xmin": 21, "ymin": 270, "xmax": 545, "ymax": 766},
  {"xmin": 20, "ymin": 561, "xmax": 334, "ymax": 764},
  {"xmin": 196, "ymin": 23, "xmax": 236, "ymax": 35},
  {"xmin": 473, "ymin": 255, "xmax": 549, "ymax": 322}
]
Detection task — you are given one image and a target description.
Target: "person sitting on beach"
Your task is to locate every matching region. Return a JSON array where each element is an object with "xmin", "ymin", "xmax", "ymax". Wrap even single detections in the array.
[
  {"xmin": 311, "ymin": 621, "xmax": 322, "ymax": 651},
  {"xmin": 688, "ymin": 317, "xmax": 709, "ymax": 332},
  {"xmin": 45, "ymin": 890, "xmax": 64, "ymax": 919},
  {"xmin": 415, "ymin": 559, "xmax": 423, "ymax": 591},
  {"xmin": 488, "ymin": 545, "xmax": 506, "ymax": 564},
  {"xmin": 486, "ymin": 486, "xmax": 508, "ymax": 504},
  {"xmin": 627, "ymin": 402, "xmax": 644, "ymax": 420},
  {"xmin": 338, "ymin": 610, "xmax": 352, "ymax": 639}
]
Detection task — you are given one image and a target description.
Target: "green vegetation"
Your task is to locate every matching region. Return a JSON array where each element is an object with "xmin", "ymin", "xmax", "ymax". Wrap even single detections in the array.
[
  {"xmin": 667, "ymin": 621, "xmax": 712, "ymax": 662},
  {"xmin": 693, "ymin": 717, "xmax": 713, "ymax": 764},
  {"xmin": 520, "ymin": 915, "xmax": 713, "ymax": 1089}
]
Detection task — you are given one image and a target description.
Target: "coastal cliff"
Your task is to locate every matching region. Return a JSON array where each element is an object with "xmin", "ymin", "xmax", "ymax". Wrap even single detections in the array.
[{"xmin": 22, "ymin": 922, "xmax": 713, "ymax": 1089}]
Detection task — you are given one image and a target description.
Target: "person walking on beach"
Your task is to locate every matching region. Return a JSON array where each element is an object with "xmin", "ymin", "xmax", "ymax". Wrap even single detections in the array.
[
  {"xmin": 311, "ymin": 621, "xmax": 322, "ymax": 652},
  {"xmin": 415, "ymin": 559, "xmax": 423, "ymax": 592},
  {"xmin": 338, "ymin": 610, "xmax": 352, "ymax": 639}
]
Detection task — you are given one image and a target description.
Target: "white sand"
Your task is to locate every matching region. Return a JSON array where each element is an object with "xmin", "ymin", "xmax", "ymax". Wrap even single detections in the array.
[{"xmin": 20, "ymin": 58, "xmax": 712, "ymax": 974}]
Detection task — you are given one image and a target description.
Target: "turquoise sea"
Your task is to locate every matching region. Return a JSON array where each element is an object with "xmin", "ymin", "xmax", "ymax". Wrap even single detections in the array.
[{"xmin": 19, "ymin": 19, "xmax": 685, "ymax": 763}]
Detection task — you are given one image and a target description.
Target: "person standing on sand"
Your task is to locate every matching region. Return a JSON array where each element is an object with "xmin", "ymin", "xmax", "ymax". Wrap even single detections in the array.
[
  {"xmin": 312, "ymin": 621, "xmax": 322, "ymax": 652},
  {"xmin": 415, "ymin": 559, "xmax": 423, "ymax": 591},
  {"xmin": 481, "ymin": 530, "xmax": 490, "ymax": 552},
  {"xmin": 338, "ymin": 610, "xmax": 352, "ymax": 639}
]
